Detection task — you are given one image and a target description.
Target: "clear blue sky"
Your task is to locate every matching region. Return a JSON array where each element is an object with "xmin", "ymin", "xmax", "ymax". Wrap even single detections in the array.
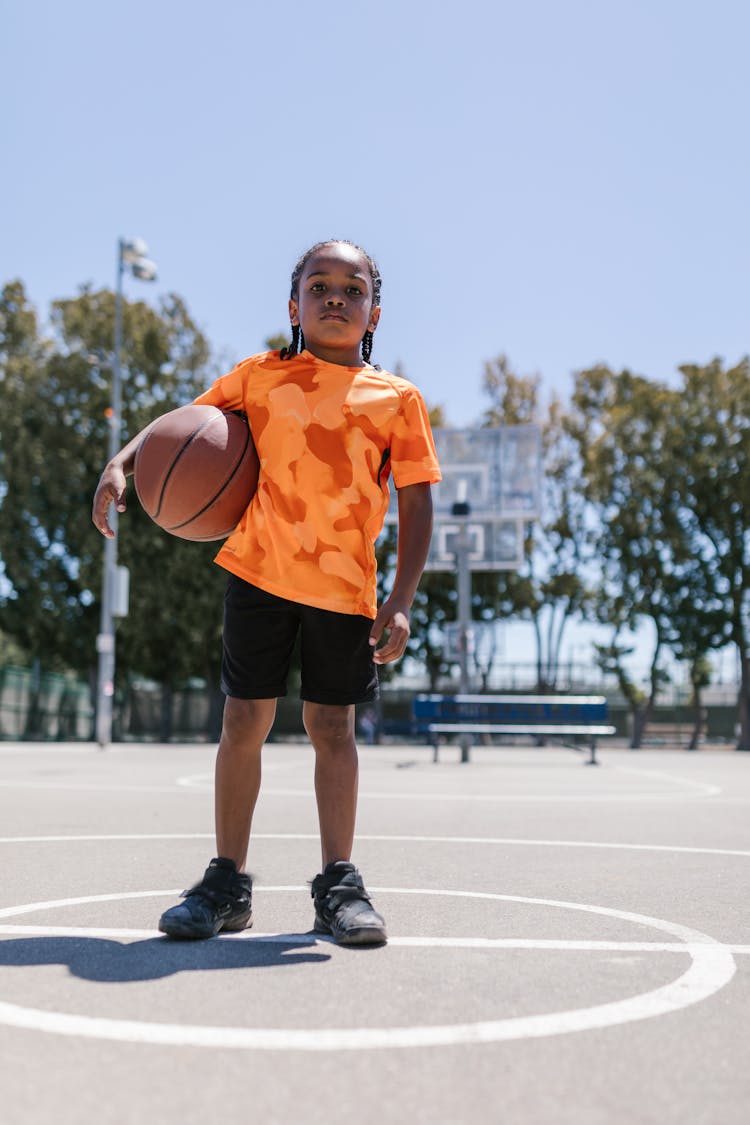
[{"xmin": 4, "ymin": 0, "xmax": 748, "ymax": 428}]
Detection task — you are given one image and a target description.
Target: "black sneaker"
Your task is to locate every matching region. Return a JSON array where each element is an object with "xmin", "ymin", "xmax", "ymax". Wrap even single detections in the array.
[
  {"xmin": 158, "ymin": 857, "xmax": 253, "ymax": 940},
  {"xmin": 311, "ymin": 860, "xmax": 387, "ymax": 946}
]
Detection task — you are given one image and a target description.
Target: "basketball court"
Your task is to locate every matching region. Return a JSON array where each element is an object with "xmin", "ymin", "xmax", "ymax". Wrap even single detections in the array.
[
  {"xmin": 0, "ymin": 738, "xmax": 747, "ymax": 1124},
  {"xmin": 9, "ymin": 424, "xmax": 746, "ymax": 1122}
]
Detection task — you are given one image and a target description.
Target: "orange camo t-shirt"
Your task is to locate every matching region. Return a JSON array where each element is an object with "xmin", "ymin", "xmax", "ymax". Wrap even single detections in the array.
[{"xmin": 194, "ymin": 350, "xmax": 442, "ymax": 618}]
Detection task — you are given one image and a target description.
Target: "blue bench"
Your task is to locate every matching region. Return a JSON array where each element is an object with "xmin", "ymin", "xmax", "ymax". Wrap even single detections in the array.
[{"xmin": 412, "ymin": 693, "xmax": 616, "ymax": 765}]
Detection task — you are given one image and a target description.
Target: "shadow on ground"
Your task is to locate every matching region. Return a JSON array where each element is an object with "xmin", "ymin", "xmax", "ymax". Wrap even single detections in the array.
[{"xmin": 0, "ymin": 934, "xmax": 331, "ymax": 981}]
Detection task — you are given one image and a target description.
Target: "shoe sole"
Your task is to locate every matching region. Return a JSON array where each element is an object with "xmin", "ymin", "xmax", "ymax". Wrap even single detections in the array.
[
  {"xmin": 158, "ymin": 912, "xmax": 253, "ymax": 940},
  {"xmin": 314, "ymin": 919, "xmax": 387, "ymax": 946}
]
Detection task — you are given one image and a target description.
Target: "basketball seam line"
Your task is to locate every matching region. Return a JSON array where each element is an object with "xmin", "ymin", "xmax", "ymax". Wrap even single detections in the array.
[
  {"xmin": 166, "ymin": 421, "xmax": 252, "ymax": 534},
  {"xmin": 149, "ymin": 414, "xmax": 218, "ymax": 521}
]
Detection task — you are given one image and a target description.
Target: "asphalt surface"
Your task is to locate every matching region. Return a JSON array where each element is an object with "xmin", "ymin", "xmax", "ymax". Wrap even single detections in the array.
[{"xmin": 0, "ymin": 738, "xmax": 748, "ymax": 1125}]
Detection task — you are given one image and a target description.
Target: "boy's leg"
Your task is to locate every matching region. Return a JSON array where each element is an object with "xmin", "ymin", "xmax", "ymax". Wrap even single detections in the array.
[
  {"xmin": 304, "ymin": 700, "xmax": 387, "ymax": 945},
  {"xmin": 298, "ymin": 603, "xmax": 378, "ymax": 868},
  {"xmin": 215, "ymin": 696, "xmax": 277, "ymax": 870},
  {"xmin": 214, "ymin": 576, "xmax": 297, "ymax": 865},
  {"xmin": 303, "ymin": 702, "xmax": 358, "ymax": 867},
  {"xmin": 158, "ymin": 697, "xmax": 275, "ymax": 940},
  {"xmin": 159, "ymin": 574, "xmax": 297, "ymax": 940}
]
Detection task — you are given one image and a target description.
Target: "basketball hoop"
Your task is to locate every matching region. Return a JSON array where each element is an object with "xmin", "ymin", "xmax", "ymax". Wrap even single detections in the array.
[{"xmin": 382, "ymin": 425, "xmax": 541, "ymax": 573}]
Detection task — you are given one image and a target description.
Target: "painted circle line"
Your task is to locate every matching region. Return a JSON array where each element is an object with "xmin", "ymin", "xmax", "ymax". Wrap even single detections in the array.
[
  {"xmin": 0, "ymin": 888, "xmax": 736, "ymax": 1051},
  {"xmin": 1, "ymin": 832, "xmax": 749, "ymax": 860},
  {"xmin": 0, "ymin": 762, "xmax": 721, "ymax": 801}
]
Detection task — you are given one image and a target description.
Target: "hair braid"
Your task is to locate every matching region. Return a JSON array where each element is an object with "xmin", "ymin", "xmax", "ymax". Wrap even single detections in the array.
[{"xmin": 280, "ymin": 324, "xmax": 304, "ymax": 360}]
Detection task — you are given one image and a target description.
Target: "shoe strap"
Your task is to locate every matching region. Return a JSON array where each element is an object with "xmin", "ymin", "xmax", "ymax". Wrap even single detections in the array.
[{"xmin": 181, "ymin": 867, "xmax": 251, "ymax": 905}]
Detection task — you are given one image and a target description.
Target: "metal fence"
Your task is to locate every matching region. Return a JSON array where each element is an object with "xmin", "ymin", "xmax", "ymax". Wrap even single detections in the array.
[
  {"xmin": 0, "ymin": 666, "xmax": 296, "ymax": 743},
  {"xmin": 0, "ymin": 663, "xmax": 740, "ymax": 746},
  {"xmin": 0, "ymin": 665, "xmax": 94, "ymax": 741}
]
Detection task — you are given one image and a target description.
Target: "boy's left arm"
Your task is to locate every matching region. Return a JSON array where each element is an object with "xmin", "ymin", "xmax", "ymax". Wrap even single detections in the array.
[{"xmin": 369, "ymin": 482, "xmax": 434, "ymax": 665}]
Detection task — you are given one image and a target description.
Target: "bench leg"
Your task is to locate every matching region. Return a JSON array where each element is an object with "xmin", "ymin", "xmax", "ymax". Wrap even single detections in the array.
[{"xmin": 585, "ymin": 739, "xmax": 599, "ymax": 766}]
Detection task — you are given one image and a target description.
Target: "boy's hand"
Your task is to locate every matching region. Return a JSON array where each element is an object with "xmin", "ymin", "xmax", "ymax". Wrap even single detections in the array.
[
  {"xmin": 92, "ymin": 464, "xmax": 128, "ymax": 538},
  {"xmin": 369, "ymin": 600, "xmax": 410, "ymax": 665}
]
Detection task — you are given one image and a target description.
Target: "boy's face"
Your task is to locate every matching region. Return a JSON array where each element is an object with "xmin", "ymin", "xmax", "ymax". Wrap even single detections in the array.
[{"xmin": 289, "ymin": 243, "xmax": 380, "ymax": 366}]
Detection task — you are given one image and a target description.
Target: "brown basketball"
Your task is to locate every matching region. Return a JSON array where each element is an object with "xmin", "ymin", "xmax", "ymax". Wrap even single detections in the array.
[{"xmin": 134, "ymin": 404, "xmax": 259, "ymax": 541}]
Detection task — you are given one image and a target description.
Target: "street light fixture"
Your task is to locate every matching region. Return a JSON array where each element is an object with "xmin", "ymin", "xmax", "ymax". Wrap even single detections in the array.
[{"xmin": 95, "ymin": 237, "xmax": 158, "ymax": 748}]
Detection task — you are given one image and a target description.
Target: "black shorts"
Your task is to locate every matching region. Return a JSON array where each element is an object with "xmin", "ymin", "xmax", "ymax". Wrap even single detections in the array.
[{"xmin": 221, "ymin": 574, "xmax": 379, "ymax": 706}]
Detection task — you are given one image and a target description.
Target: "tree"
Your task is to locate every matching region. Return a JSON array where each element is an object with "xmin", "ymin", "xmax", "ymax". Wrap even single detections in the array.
[
  {"xmin": 571, "ymin": 366, "xmax": 674, "ymax": 743},
  {"xmin": 0, "ymin": 280, "xmax": 69, "ymax": 668},
  {"xmin": 672, "ymin": 358, "xmax": 750, "ymax": 750},
  {"xmin": 0, "ymin": 283, "xmax": 229, "ymax": 711},
  {"xmin": 570, "ymin": 364, "xmax": 729, "ymax": 746}
]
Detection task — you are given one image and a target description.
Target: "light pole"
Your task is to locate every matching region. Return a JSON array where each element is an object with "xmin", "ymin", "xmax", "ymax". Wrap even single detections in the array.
[
  {"xmin": 452, "ymin": 484, "xmax": 473, "ymax": 764},
  {"xmin": 95, "ymin": 237, "xmax": 158, "ymax": 748}
]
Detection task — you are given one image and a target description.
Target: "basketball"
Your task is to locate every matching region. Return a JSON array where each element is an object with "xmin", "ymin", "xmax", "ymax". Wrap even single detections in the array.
[{"xmin": 133, "ymin": 404, "xmax": 259, "ymax": 541}]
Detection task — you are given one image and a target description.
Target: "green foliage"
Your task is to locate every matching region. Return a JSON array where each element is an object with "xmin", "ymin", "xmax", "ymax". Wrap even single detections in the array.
[
  {"xmin": 594, "ymin": 640, "xmax": 649, "ymax": 709},
  {"xmin": 0, "ymin": 281, "xmax": 226, "ymax": 686},
  {"xmin": 569, "ymin": 362, "xmax": 739, "ymax": 743},
  {"xmin": 576, "ymin": 363, "xmax": 735, "ymax": 666},
  {"xmin": 571, "ymin": 366, "xmax": 683, "ymax": 636},
  {"xmin": 427, "ymin": 403, "xmax": 446, "ymax": 428},
  {"xmin": 264, "ymin": 332, "xmax": 290, "ymax": 353},
  {"xmin": 482, "ymin": 355, "xmax": 539, "ymax": 426},
  {"xmin": 0, "ymin": 629, "xmax": 27, "ymax": 666},
  {"xmin": 670, "ymin": 358, "xmax": 750, "ymax": 746},
  {"xmin": 570, "ymin": 367, "xmax": 685, "ymax": 736}
]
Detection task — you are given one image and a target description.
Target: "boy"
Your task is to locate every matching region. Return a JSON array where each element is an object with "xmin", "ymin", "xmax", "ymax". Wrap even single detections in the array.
[{"xmin": 92, "ymin": 239, "xmax": 440, "ymax": 945}]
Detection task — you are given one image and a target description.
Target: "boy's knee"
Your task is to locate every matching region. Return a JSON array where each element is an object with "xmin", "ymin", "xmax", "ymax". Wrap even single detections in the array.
[
  {"xmin": 303, "ymin": 703, "xmax": 355, "ymax": 748},
  {"xmin": 221, "ymin": 697, "xmax": 276, "ymax": 745}
]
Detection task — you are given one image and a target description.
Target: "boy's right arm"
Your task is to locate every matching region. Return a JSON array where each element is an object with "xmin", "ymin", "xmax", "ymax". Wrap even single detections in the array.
[{"xmin": 91, "ymin": 422, "xmax": 156, "ymax": 539}]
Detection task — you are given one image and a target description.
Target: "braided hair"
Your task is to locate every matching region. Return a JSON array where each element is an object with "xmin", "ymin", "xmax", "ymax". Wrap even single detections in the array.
[{"xmin": 280, "ymin": 239, "xmax": 381, "ymax": 363}]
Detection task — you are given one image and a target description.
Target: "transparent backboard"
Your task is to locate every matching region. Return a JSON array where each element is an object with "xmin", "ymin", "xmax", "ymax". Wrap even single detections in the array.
[
  {"xmin": 427, "ymin": 426, "xmax": 542, "ymax": 520},
  {"xmin": 381, "ymin": 425, "xmax": 541, "ymax": 572}
]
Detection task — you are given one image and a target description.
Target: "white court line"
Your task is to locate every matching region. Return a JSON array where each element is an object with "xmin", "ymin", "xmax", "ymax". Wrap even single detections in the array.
[
  {"xmin": 1, "ymin": 925, "xmax": 749, "ymax": 955},
  {"xmin": 1, "ymin": 832, "xmax": 748, "ymax": 859},
  {"xmin": 0, "ymin": 888, "xmax": 736, "ymax": 1050},
  {"xmin": 0, "ymin": 780, "xmax": 198, "ymax": 795},
  {"xmin": 266, "ymin": 761, "xmax": 724, "ymax": 799},
  {"xmin": 613, "ymin": 765, "xmax": 722, "ymax": 797},
  {"xmin": 177, "ymin": 772, "xmax": 213, "ymax": 788},
  {"xmin": 248, "ymin": 787, "xmax": 722, "ymax": 803},
  {"xmin": 179, "ymin": 769, "xmax": 719, "ymax": 805},
  {"xmin": 177, "ymin": 764, "xmax": 297, "ymax": 787},
  {"xmin": 0, "ymin": 767, "xmax": 721, "ymax": 801},
  {"xmin": 0, "ymin": 889, "xmax": 185, "ymax": 919}
]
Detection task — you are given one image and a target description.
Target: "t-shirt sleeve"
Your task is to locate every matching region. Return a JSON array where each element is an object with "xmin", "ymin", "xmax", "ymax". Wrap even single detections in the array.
[
  {"xmin": 389, "ymin": 386, "xmax": 442, "ymax": 488},
  {"xmin": 193, "ymin": 362, "xmax": 247, "ymax": 411}
]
